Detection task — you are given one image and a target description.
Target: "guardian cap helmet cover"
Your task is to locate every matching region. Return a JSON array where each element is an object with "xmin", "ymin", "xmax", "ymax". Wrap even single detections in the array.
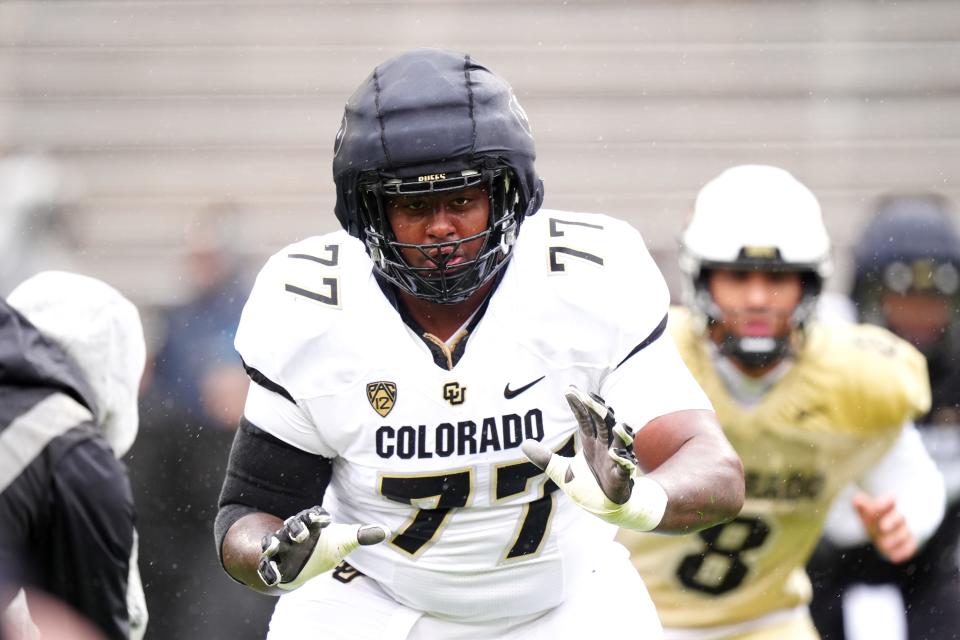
[{"xmin": 333, "ymin": 49, "xmax": 544, "ymax": 304}]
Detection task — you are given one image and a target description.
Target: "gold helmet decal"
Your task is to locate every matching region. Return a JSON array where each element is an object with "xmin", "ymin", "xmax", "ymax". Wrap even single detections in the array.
[
  {"xmin": 367, "ymin": 381, "xmax": 397, "ymax": 418},
  {"xmin": 741, "ymin": 245, "xmax": 779, "ymax": 259}
]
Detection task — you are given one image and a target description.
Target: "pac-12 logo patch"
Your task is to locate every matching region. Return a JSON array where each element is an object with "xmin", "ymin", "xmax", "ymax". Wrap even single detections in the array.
[{"xmin": 367, "ymin": 381, "xmax": 397, "ymax": 418}]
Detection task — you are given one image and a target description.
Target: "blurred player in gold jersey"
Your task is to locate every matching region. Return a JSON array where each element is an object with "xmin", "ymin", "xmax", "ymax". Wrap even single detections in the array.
[{"xmin": 619, "ymin": 165, "xmax": 933, "ymax": 639}]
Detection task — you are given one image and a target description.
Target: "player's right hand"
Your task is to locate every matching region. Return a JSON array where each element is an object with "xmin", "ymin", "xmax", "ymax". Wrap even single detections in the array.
[
  {"xmin": 257, "ymin": 506, "xmax": 390, "ymax": 591},
  {"xmin": 521, "ymin": 386, "xmax": 667, "ymax": 532},
  {"xmin": 853, "ymin": 492, "xmax": 918, "ymax": 564}
]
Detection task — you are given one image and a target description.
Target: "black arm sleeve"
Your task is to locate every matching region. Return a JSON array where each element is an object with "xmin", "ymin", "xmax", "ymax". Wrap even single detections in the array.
[{"xmin": 214, "ymin": 417, "xmax": 333, "ymax": 562}]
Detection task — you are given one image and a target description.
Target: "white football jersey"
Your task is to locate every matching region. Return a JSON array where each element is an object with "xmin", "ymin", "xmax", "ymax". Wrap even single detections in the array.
[{"xmin": 236, "ymin": 209, "xmax": 711, "ymax": 621}]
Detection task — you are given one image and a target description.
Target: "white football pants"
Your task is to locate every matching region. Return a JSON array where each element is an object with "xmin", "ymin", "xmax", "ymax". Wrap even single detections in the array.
[{"xmin": 266, "ymin": 542, "xmax": 662, "ymax": 640}]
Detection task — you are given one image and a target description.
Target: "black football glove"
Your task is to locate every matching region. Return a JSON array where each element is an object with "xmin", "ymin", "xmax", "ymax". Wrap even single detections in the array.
[
  {"xmin": 565, "ymin": 386, "xmax": 638, "ymax": 503},
  {"xmin": 522, "ymin": 386, "xmax": 667, "ymax": 531},
  {"xmin": 257, "ymin": 506, "xmax": 389, "ymax": 591}
]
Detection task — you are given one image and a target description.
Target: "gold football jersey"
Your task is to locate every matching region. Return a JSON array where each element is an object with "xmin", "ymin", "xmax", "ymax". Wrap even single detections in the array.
[{"xmin": 619, "ymin": 308, "xmax": 930, "ymax": 629}]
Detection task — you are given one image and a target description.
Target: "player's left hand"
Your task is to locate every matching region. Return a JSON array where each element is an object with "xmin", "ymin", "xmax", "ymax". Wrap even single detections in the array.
[
  {"xmin": 853, "ymin": 492, "xmax": 918, "ymax": 564},
  {"xmin": 521, "ymin": 386, "xmax": 667, "ymax": 531}
]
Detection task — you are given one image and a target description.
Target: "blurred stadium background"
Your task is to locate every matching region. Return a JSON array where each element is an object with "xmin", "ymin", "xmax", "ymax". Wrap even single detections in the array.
[
  {"xmin": 2, "ymin": 1, "xmax": 958, "ymax": 307},
  {"xmin": 0, "ymin": 1, "xmax": 957, "ymax": 638}
]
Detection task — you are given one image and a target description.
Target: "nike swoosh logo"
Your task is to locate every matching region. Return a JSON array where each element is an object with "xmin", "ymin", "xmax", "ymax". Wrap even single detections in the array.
[{"xmin": 504, "ymin": 376, "xmax": 545, "ymax": 399}]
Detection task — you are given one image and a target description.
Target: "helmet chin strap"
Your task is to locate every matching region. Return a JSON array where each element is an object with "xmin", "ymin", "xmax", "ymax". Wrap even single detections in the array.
[{"xmin": 500, "ymin": 224, "xmax": 516, "ymax": 254}]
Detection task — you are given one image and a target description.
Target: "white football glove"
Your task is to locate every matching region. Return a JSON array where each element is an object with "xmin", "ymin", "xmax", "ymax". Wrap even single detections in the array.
[
  {"xmin": 257, "ymin": 506, "xmax": 390, "ymax": 591},
  {"xmin": 522, "ymin": 386, "xmax": 667, "ymax": 531}
]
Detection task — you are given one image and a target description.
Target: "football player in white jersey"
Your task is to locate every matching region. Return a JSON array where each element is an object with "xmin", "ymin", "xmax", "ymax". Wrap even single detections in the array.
[
  {"xmin": 213, "ymin": 48, "xmax": 744, "ymax": 640},
  {"xmin": 619, "ymin": 165, "xmax": 935, "ymax": 639}
]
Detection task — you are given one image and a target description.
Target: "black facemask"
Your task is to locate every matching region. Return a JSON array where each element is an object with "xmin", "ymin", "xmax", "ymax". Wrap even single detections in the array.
[
  {"xmin": 716, "ymin": 330, "xmax": 793, "ymax": 370},
  {"xmin": 358, "ymin": 167, "xmax": 521, "ymax": 305}
]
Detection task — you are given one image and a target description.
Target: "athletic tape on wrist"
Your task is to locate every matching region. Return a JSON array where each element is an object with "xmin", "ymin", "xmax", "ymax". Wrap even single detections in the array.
[
  {"xmin": 615, "ymin": 476, "xmax": 668, "ymax": 531},
  {"xmin": 277, "ymin": 523, "xmax": 362, "ymax": 591},
  {"xmin": 552, "ymin": 453, "xmax": 668, "ymax": 532}
]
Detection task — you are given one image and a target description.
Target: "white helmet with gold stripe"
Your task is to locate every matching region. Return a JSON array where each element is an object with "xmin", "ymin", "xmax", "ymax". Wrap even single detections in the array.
[{"xmin": 679, "ymin": 165, "xmax": 833, "ymax": 367}]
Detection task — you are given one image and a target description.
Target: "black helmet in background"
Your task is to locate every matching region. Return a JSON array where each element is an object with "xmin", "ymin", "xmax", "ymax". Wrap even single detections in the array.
[
  {"xmin": 852, "ymin": 193, "xmax": 960, "ymax": 368},
  {"xmin": 332, "ymin": 48, "xmax": 544, "ymax": 304}
]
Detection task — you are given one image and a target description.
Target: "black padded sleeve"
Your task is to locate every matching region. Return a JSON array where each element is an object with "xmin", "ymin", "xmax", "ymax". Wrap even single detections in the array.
[{"xmin": 214, "ymin": 417, "xmax": 333, "ymax": 562}]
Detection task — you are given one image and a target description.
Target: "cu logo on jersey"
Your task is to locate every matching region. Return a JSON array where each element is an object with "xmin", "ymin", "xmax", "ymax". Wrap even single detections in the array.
[
  {"xmin": 443, "ymin": 382, "xmax": 467, "ymax": 406},
  {"xmin": 367, "ymin": 381, "xmax": 397, "ymax": 418}
]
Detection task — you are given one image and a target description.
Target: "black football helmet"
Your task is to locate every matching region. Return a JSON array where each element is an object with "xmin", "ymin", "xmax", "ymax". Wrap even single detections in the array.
[
  {"xmin": 333, "ymin": 48, "xmax": 544, "ymax": 304},
  {"xmin": 852, "ymin": 194, "xmax": 960, "ymax": 364}
]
